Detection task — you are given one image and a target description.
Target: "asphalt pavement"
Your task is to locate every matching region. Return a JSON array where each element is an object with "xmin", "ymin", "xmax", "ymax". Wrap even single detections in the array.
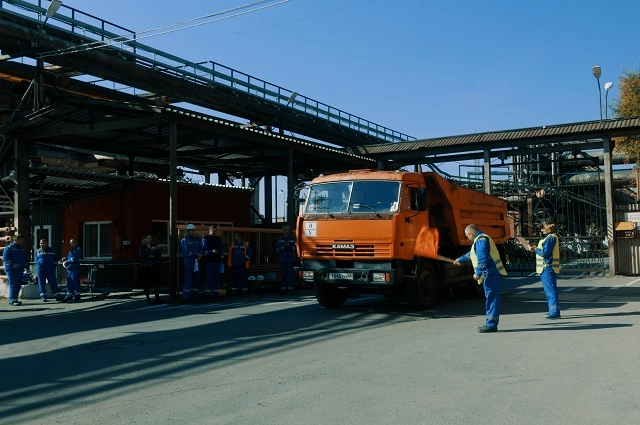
[{"xmin": 2, "ymin": 274, "xmax": 640, "ymax": 425}]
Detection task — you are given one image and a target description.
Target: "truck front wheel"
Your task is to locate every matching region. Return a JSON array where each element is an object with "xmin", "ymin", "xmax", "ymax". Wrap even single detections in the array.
[
  {"xmin": 315, "ymin": 282, "xmax": 347, "ymax": 308},
  {"xmin": 405, "ymin": 266, "xmax": 438, "ymax": 310}
]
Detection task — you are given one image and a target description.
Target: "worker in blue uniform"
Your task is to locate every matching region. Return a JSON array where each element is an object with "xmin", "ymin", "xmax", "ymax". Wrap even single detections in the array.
[
  {"xmin": 63, "ymin": 238, "xmax": 83, "ymax": 301},
  {"xmin": 35, "ymin": 239, "xmax": 63, "ymax": 302},
  {"xmin": 201, "ymin": 225, "xmax": 223, "ymax": 300},
  {"xmin": 3, "ymin": 234, "xmax": 27, "ymax": 306},
  {"xmin": 181, "ymin": 224, "xmax": 201, "ymax": 301},
  {"xmin": 454, "ymin": 224, "xmax": 507, "ymax": 333},
  {"xmin": 276, "ymin": 225, "xmax": 296, "ymax": 294},
  {"xmin": 530, "ymin": 218, "xmax": 561, "ymax": 319},
  {"xmin": 228, "ymin": 232, "xmax": 252, "ymax": 296}
]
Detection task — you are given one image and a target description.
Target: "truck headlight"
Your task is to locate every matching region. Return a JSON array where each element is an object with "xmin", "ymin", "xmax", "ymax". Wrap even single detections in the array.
[
  {"xmin": 371, "ymin": 272, "xmax": 388, "ymax": 282},
  {"xmin": 302, "ymin": 270, "xmax": 314, "ymax": 281}
]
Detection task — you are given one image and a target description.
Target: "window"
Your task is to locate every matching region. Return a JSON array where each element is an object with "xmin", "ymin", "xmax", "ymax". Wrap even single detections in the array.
[
  {"xmin": 305, "ymin": 181, "xmax": 401, "ymax": 215},
  {"xmin": 305, "ymin": 181, "xmax": 352, "ymax": 214},
  {"xmin": 83, "ymin": 222, "xmax": 112, "ymax": 259}
]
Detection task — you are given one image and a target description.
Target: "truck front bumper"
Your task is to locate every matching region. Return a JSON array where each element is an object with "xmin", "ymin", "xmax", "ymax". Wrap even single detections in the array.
[{"xmin": 296, "ymin": 267, "xmax": 403, "ymax": 287}]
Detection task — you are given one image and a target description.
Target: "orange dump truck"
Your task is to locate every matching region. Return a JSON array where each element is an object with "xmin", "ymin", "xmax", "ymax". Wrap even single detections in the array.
[{"xmin": 296, "ymin": 169, "xmax": 510, "ymax": 310}]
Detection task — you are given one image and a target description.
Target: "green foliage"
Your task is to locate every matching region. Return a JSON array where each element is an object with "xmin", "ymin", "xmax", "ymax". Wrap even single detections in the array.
[
  {"xmin": 611, "ymin": 68, "xmax": 640, "ymax": 164},
  {"xmin": 585, "ymin": 221, "xmax": 602, "ymax": 238},
  {"xmin": 177, "ymin": 174, "xmax": 196, "ymax": 184},
  {"xmin": 133, "ymin": 171, "xmax": 158, "ymax": 179},
  {"xmin": 132, "ymin": 170, "xmax": 195, "ymax": 183}
]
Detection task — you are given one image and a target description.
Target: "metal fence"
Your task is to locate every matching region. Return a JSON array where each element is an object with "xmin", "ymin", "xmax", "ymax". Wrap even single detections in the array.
[{"xmin": 503, "ymin": 182, "xmax": 606, "ymax": 276}]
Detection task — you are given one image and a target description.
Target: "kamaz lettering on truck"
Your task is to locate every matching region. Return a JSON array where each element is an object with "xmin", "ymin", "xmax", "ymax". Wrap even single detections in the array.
[{"xmin": 295, "ymin": 169, "xmax": 510, "ymax": 310}]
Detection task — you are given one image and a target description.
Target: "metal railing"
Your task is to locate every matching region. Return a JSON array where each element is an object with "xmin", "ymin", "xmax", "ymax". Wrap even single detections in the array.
[{"xmin": 1, "ymin": 0, "xmax": 415, "ymax": 143}]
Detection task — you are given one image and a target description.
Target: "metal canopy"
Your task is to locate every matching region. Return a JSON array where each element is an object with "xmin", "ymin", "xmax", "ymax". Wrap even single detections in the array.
[
  {"xmin": 350, "ymin": 117, "xmax": 640, "ymax": 168},
  {"xmin": 3, "ymin": 96, "xmax": 375, "ymax": 179}
]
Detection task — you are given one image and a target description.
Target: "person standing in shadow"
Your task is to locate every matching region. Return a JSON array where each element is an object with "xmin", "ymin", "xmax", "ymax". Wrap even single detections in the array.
[{"xmin": 140, "ymin": 234, "xmax": 163, "ymax": 304}]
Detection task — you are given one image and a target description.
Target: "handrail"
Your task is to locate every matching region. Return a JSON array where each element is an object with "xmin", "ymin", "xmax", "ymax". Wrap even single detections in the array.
[{"xmin": 1, "ymin": 0, "xmax": 415, "ymax": 143}]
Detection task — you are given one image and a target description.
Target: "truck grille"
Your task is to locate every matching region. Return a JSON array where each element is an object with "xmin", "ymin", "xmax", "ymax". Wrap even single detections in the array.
[{"xmin": 313, "ymin": 242, "xmax": 392, "ymax": 258}]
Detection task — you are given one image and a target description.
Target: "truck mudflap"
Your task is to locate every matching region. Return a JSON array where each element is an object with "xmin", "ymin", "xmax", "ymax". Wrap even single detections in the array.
[{"xmin": 296, "ymin": 267, "xmax": 403, "ymax": 287}]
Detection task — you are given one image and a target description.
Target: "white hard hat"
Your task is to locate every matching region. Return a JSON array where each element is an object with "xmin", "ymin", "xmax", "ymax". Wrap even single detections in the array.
[
  {"xmin": 185, "ymin": 224, "xmax": 196, "ymax": 230},
  {"xmin": 248, "ymin": 275, "xmax": 256, "ymax": 281},
  {"xmin": 256, "ymin": 275, "xmax": 264, "ymax": 281}
]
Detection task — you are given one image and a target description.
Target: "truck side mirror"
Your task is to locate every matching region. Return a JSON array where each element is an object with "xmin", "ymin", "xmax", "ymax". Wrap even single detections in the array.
[{"xmin": 416, "ymin": 189, "xmax": 427, "ymax": 211}]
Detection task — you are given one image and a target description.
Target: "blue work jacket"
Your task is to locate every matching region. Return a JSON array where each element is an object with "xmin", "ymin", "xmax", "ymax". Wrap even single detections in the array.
[
  {"xmin": 36, "ymin": 246, "xmax": 58, "ymax": 271},
  {"xmin": 3, "ymin": 242, "xmax": 27, "ymax": 274},
  {"xmin": 65, "ymin": 246, "xmax": 83, "ymax": 271}
]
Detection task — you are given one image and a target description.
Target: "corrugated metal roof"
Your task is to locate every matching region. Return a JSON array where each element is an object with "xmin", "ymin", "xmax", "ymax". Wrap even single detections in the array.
[{"xmin": 351, "ymin": 117, "xmax": 640, "ymax": 159}]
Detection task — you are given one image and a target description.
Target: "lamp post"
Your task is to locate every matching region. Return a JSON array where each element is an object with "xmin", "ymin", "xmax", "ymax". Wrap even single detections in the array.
[
  {"xmin": 591, "ymin": 66, "xmax": 602, "ymax": 121},
  {"xmin": 33, "ymin": 0, "xmax": 63, "ymax": 110},
  {"xmin": 604, "ymin": 81, "xmax": 613, "ymax": 119}
]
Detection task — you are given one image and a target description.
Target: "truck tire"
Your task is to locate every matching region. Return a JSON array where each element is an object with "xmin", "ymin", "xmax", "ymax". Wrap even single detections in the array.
[
  {"xmin": 315, "ymin": 282, "xmax": 347, "ymax": 308},
  {"xmin": 405, "ymin": 265, "xmax": 438, "ymax": 310}
]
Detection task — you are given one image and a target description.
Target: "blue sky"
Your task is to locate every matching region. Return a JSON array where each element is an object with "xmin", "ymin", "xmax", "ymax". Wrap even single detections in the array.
[
  {"xmin": 30, "ymin": 0, "xmax": 638, "ymax": 219},
  {"xmin": 74, "ymin": 0, "xmax": 639, "ymax": 140}
]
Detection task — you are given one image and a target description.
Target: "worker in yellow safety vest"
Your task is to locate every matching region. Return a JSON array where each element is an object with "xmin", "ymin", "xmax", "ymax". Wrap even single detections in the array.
[
  {"xmin": 529, "ymin": 218, "xmax": 561, "ymax": 319},
  {"xmin": 453, "ymin": 224, "xmax": 507, "ymax": 333}
]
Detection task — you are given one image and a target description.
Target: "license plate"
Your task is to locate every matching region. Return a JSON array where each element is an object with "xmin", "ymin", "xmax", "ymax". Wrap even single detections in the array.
[{"xmin": 329, "ymin": 273, "xmax": 353, "ymax": 280}]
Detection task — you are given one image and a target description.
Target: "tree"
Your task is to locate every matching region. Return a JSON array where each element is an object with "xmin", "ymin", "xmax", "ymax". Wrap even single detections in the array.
[{"xmin": 611, "ymin": 68, "xmax": 640, "ymax": 164}]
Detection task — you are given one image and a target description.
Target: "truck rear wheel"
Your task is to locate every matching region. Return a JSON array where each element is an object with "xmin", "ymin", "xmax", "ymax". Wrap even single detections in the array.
[
  {"xmin": 315, "ymin": 282, "xmax": 347, "ymax": 308},
  {"xmin": 406, "ymin": 265, "xmax": 438, "ymax": 310}
]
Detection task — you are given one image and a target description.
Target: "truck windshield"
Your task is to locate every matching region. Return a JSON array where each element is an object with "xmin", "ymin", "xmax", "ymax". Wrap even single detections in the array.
[{"xmin": 305, "ymin": 181, "xmax": 401, "ymax": 215}]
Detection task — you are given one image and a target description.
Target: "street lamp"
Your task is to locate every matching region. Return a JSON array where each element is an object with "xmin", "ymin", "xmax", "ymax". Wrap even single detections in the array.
[
  {"xmin": 604, "ymin": 81, "xmax": 613, "ymax": 119},
  {"xmin": 33, "ymin": 0, "xmax": 63, "ymax": 110},
  {"xmin": 44, "ymin": 0, "xmax": 62, "ymax": 24},
  {"xmin": 591, "ymin": 66, "xmax": 602, "ymax": 121}
]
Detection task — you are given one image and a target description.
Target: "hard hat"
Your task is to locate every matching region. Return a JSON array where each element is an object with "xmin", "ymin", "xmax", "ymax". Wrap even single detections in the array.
[
  {"xmin": 256, "ymin": 275, "xmax": 264, "ymax": 281},
  {"xmin": 248, "ymin": 275, "xmax": 256, "ymax": 281},
  {"xmin": 185, "ymin": 224, "xmax": 196, "ymax": 230}
]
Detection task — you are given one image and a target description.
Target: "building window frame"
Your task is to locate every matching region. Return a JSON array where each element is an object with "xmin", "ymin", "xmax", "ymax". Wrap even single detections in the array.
[{"xmin": 83, "ymin": 221, "xmax": 113, "ymax": 260}]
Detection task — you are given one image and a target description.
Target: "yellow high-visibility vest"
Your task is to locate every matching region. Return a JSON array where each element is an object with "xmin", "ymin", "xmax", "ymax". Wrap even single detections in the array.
[
  {"xmin": 536, "ymin": 233, "xmax": 560, "ymax": 274},
  {"xmin": 470, "ymin": 233, "xmax": 507, "ymax": 276}
]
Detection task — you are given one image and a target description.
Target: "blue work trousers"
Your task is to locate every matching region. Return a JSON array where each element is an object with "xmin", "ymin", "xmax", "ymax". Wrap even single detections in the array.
[
  {"xmin": 204, "ymin": 262, "xmax": 221, "ymax": 295},
  {"xmin": 483, "ymin": 272, "xmax": 503, "ymax": 329},
  {"xmin": 231, "ymin": 265, "xmax": 247, "ymax": 292},
  {"xmin": 66, "ymin": 268, "xmax": 81, "ymax": 295},
  {"xmin": 7, "ymin": 271, "xmax": 22, "ymax": 303},
  {"xmin": 37, "ymin": 269, "xmax": 60, "ymax": 299},
  {"xmin": 279, "ymin": 260, "xmax": 294, "ymax": 290},
  {"xmin": 541, "ymin": 267, "xmax": 560, "ymax": 316},
  {"xmin": 183, "ymin": 261, "xmax": 200, "ymax": 300}
]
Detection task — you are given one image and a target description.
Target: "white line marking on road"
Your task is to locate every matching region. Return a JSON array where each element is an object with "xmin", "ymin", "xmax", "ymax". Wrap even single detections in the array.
[
  {"xmin": 562, "ymin": 287, "xmax": 577, "ymax": 292},
  {"xmin": 586, "ymin": 287, "xmax": 599, "ymax": 291},
  {"xmin": 610, "ymin": 285, "xmax": 623, "ymax": 290},
  {"xmin": 625, "ymin": 277, "xmax": 640, "ymax": 286}
]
